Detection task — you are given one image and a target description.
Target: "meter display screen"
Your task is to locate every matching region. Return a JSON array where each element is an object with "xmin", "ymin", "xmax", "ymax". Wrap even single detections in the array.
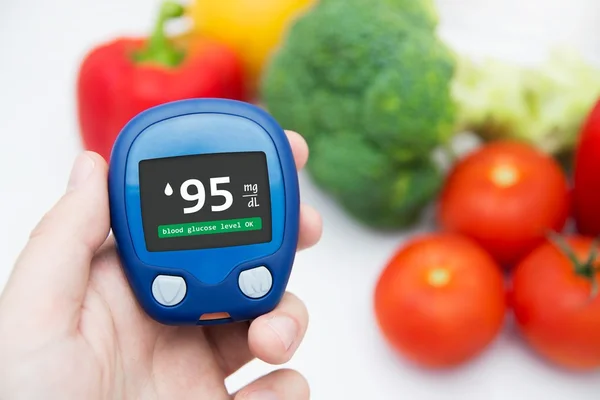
[{"xmin": 139, "ymin": 152, "xmax": 272, "ymax": 252}]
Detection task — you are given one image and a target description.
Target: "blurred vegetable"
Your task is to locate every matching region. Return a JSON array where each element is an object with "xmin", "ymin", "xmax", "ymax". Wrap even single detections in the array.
[
  {"xmin": 452, "ymin": 50, "xmax": 600, "ymax": 157},
  {"xmin": 261, "ymin": 0, "xmax": 456, "ymax": 228},
  {"xmin": 511, "ymin": 235, "xmax": 600, "ymax": 370},
  {"xmin": 187, "ymin": 0, "xmax": 316, "ymax": 98},
  {"xmin": 438, "ymin": 141, "xmax": 570, "ymax": 266},
  {"xmin": 573, "ymin": 99, "xmax": 600, "ymax": 236},
  {"xmin": 77, "ymin": 1, "xmax": 245, "ymax": 160},
  {"xmin": 374, "ymin": 234, "xmax": 506, "ymax": 368}
]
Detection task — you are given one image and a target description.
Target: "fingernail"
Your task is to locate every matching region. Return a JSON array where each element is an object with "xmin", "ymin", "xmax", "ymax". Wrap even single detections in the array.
[
  {"xmin": 67, "ymin": 152, "xmax": 95, "ymax": 191},
  {"xmin": 246, "ymin": 390, "xmax": 279, "ymax": 400},
  {"xmin": 266, "ymin": 315, "xmax": 297, "ymax": 351}
]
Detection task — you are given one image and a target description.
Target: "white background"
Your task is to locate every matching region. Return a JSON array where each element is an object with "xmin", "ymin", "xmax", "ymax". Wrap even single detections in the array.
[{"xmin": 1, "ymin": 0, "xmax": 600, "ymax": 399}]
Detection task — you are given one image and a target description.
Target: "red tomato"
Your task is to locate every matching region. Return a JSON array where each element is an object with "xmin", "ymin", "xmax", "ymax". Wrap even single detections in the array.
[
  {"xmin": 438, "ymin": 141, "xmax": 570, "ymax": 266},
  {"xmin": 511, "ymin": 236, "xmax": 600, "ymax": 370},
  {"xmin": 374, "ymin": 234, "xmax": 506, "ymax": 368}
]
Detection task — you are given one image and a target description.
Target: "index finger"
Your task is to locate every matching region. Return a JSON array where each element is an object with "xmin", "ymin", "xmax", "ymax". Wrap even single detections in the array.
[{"xmin": 286, "ymin": 130, "xmax": 309, "ymax": 170}]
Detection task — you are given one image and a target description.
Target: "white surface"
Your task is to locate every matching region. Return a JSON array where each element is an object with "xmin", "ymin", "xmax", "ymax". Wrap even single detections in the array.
[{"xmin": 1, "ymin": 0, "xmax": 600, "ymax": 398}]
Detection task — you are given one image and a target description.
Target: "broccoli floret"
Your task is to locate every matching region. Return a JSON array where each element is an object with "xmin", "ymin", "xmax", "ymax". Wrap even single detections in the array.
[
  {"xmin": 452, "ymin": 49, "xmax": 600, "ymax": 157},
  {"xmin": 362, "ymin": 32, "xmax": 456, "ymax": 160},
  {"xmin": 261, "ymin": 0, "xmax": 455, "ymax": 228},
  {"xmin": 309, "ymin": 132, "xmax": 443, "ymax": 228}
]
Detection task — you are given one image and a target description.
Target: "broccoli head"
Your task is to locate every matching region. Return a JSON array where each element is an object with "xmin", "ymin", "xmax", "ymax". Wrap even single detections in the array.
[{"xmin": 261, "ymin": 0, "xmax": 456, "ymax": 228}]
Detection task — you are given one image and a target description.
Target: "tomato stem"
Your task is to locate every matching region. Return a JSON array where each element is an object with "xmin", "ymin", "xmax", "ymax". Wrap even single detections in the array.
[{"xmin": 547, "ymin": 232, "xmax": 600, "ymax": 299}]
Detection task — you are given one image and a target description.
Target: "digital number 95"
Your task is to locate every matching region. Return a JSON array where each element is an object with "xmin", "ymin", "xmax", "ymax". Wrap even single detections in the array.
[{"xmin": 179, "ymin": 177, "xmax": 233, "ymax": 214}]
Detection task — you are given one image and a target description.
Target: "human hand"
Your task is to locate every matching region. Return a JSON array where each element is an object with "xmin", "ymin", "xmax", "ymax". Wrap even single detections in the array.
[{"xmin": 0, "ymin": 131, "xmax": 322, "ymax": 400}]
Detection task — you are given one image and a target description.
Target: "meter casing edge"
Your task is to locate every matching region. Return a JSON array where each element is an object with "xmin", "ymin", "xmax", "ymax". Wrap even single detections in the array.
[{"xmin": 107, "ymin": 98, "xmax": 300, "ymax": 326}]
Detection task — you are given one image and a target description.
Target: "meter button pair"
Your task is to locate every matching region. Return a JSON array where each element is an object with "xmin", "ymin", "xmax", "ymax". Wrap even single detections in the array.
[
  {"xmin": 238, "ymin": 266, "xmax": 273, "ymax": 299},
  {"xmin": 152, "ymin": 275, "xmax": 187, "ymax": 307},
  {"xmin": 152, "ymin": 266, "xmax": 272, "ymax": 306}
]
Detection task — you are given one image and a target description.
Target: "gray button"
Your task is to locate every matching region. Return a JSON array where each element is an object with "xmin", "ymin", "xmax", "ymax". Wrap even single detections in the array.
[
  {"xmin": 238, "ymin": 266, "xmax": 272, "ymax": 299},
  {"xmin": 152, "ymin": 275, "xmax": 186, "ymax": 306}
]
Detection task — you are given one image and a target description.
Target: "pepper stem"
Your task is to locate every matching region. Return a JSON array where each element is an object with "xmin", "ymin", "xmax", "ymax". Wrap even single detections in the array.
[
  {"xmin": 547, "ymin": 231, "xmax": 600, "ymax": 299},
  {"xmin": 132, "ymin": 1, "xmax": 185, "ymax": 67}
]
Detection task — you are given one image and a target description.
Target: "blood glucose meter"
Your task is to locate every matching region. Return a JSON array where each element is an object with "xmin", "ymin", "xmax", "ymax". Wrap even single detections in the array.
[{"xmin": 108, "ymin": 98, "xmax": 300, "ymax": 325}]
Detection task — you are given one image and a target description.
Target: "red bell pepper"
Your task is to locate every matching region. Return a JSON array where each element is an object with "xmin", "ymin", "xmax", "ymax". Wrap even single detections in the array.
[
  {"xmin": 76, "ymin": 1, "xmax": 246, "ymax": 161},
  {"xmin": 573, "ymin": 98, "xmax": 600, "ymax": 236}
]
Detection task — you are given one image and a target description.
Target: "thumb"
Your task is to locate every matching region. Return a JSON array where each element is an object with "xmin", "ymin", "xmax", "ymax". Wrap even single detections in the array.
[{"xmin": 0, "ymin": 151, "xmax": 110, "ymax": 336}]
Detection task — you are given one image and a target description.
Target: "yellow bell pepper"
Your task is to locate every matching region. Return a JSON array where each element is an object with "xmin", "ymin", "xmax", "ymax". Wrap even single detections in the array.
[{"xmin": 187, "ymin": 0, "xmax": 316, "ymax": 98}]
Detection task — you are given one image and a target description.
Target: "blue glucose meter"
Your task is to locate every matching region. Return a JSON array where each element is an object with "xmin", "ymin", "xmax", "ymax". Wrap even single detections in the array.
[{"xmin": 108, "ymin": 98, "xmax": 300, "ymax": 325}]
